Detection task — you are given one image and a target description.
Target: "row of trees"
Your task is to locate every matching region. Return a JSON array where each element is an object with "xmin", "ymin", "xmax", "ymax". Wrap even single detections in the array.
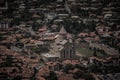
[
  {"xmin": 63, "ymin": 63, "xmax": 95, "ymax": 80},
  {"xmin": 63, "ymin": 18, "xmax": 96, "ymax": 34}
]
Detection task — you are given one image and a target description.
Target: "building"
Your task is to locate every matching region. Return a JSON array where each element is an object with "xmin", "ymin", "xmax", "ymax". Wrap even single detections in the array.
[
  {"xmin": 0, "ymin": 21, "xmax": 9, "ymax": 31},
  {"xmin": 42, "ymin": 26, "xmax": 76, "ymax": 61},
  {"xmin": 0, "ymin": 0, "xmax": 8, "ymax": 10}
]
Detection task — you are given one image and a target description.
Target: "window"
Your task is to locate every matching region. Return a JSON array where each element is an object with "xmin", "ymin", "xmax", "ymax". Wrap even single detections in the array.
[
  {"xmin": 70, "ymin": 49, "xmax": 73, "ymax": 58},
  {"xmin": 63, "ymin": 49, "xmax": 66, "ymax": 58}
]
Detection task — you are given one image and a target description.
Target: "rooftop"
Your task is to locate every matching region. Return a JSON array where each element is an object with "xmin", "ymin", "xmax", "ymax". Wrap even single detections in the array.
[
  {"xmin": 59, "ymin": 26, "xmax": 67, "ymax": 35},
  {"xmin": 41, "ymin": 53, "xmax": 59, "ymax": 58}
]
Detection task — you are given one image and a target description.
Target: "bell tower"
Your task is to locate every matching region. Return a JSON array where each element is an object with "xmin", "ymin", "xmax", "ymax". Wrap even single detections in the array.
[{"xmin": 59, "ymin": 26, "xmax": 75, "ymax": 60}]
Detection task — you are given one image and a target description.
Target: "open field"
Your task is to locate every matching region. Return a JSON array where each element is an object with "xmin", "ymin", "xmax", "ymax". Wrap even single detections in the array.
[{"xmin": 76, "ymin": 47, "xmax": 105, "ymax": 57}]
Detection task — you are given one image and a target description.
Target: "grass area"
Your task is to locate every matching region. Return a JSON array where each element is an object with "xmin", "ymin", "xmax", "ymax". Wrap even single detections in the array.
[
  {"xmin": 76, "ymin": 47, "xmax": 93, "ymax": 57},
  {"xmin": 76, "ymin": 47, "xmax": 104, "ymax": 57}
]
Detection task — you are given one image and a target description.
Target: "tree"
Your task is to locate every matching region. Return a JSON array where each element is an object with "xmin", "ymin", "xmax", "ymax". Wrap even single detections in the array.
[
  {"xmin": 81, "ymin": 73, "xmax": 95, "ymax": 80},
  {"xmin": 73, "ymin": 70, "xmax": 83, "ymax": 79},
  {"xmin": 0, "ymin": 34, "xmax": 3, "ymax": 41},
  {"xmin": 46, "ymin": 71, "xmax": 58, "ymax": 80},
  {"xmin": 32, "ymin": 47, "xmax": 40, "ymax": 54},
  {"xmin": 63, "ymin": 64, "xmax": 73, "ymax": 73},
  {"xmin": 93, "ymin": 48, "xmax": 97, "ymax": 56}
]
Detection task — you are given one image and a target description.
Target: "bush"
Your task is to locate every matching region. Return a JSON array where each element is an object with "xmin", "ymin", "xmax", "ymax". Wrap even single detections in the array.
[{"xmin": 63, "ymin": 64, "xmax": 73, "ymax": 73}]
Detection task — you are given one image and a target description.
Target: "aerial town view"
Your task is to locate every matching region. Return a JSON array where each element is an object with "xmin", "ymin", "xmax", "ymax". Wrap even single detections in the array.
[{"xmin": 0, "ymin": 0, "xmax": 120, "ymax": 80}]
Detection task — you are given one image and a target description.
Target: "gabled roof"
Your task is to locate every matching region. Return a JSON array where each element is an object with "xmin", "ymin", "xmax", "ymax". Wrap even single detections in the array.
[{"xmin": 59, "ymin": 26, "xmax": 67, "ymax": 35}]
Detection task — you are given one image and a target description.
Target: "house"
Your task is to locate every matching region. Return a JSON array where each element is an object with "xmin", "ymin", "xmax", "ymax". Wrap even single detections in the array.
[
  {"xmin": 46, "ymin": 61, "xmax": 62, "ymax": 71},
  {"xmin": 51, "ymin": 24, "xmax": 58, "ymax": 30},
  {"xmin": 58, "ymin": 74, "xmax": 74, "ymax": 80},
  {"xmin": 58, "ymin": 14, "xmax": 69, "ymax": 19},
  {"xmin": 32, "ymin": 13, "xmax": 41, "ymax": 19},
  {"xmin": 0, "ymin": 22, "xmax": 9, "ymax": 31},
  {"xmin": 56, "ymin": 0, "xmax": 64, "ymax": 2},
  {"xmin": 0, "ymin": 0, "xmax": 8, "ymax": 10},
  {"xmin": 78, "ymin": 32, "xmax": 88, "ymax": 38},
  {"xmin": 45, "ymin": 12, "xmax": 57, "ymax": 20}
]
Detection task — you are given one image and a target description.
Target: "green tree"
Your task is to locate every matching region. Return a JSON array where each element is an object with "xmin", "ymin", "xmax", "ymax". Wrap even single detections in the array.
[
  {"xmin": 81, "ymin": 73, "xmax": 95, "ymax": 80},
  {"xmin": 73, "ymin": 70, "xmax": 83, "ymax": 79},
  {"xmin": 0, "ymin": 34, "xmax": 3, "ymax": 41},
  {"xmin": 46, "ymin": 71, "xmax": 58, "ymax": 80},
  {"xmin": 93, "ymin": 48, "xmax": 97, "ymax": 56},
  {"xmin": 63, "ymin": 64, "xmax": 73, "ymax": 73},
  {"xmin": 32, "ymin": 47, "xmax": 40, "ymax": 54}
]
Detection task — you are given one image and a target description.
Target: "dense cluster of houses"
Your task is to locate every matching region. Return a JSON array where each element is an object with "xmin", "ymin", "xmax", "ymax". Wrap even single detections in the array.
[
  {"xmin": 0, "ymin": 46, "xmax": 40, "ymax": 80},
  {"xmin": 0, "ymin": 0, "xmax": 120, "ymax": 80}
]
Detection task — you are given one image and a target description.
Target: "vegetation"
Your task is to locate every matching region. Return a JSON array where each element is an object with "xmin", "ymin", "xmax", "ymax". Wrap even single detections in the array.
[
  {"xmin": 81, "ymin": 73, "xmax": 95, "ymax": 80},
  {"xmin": 32, "ymin": 47, "xmax": 40, "ymax": 54},
  {"xmin": 89, "ymin": 63, "xmax": 120, "ymax": 74},
  {"xmin": 63, "ymin": 64, "xmax": 73, "ymax": 73},
  {"xmin": 76, "ymin": 47, "xmax": 105, "ymax": 57},
  {"xmin": 45, "ymin": 71, "xmax": 58, "ymax": 80},
  {"xmin": 0, "ymin": 34, "xmax": 3, "ymax": 41},
  {"xmin": 31, "ymin": 46, "xmax": 49, "ymax": 54}
]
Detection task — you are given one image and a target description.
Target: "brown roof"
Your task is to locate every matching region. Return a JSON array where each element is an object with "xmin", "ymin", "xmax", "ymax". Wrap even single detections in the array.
[
  {"xmin": 78, "ymin": 33, "xmax": 88, "ymax": 37},
  {"xmin": 51, "ymin": 24, "xmax": 58, "ymax": 28},
  {"xmin": 36, "ymin": 77, "xmax": 45, "ymax": 80},
  {"xmin": 69, "ymin": 68, "xmax": 80, "ymax": 73},
  {"xmin": 32, "ymin": 14, "xmax": 40, "ymax": 18},
  {"xmin": 36, "ymin": 67, "xmax": 50, "ymax": 77},
  {"xmin": 58, "ymin": 74, "xmax": 74, "ymax": 80},
  {"xmin": 63, "ymin": 60, "xmax": 79, "ymax": 65}
]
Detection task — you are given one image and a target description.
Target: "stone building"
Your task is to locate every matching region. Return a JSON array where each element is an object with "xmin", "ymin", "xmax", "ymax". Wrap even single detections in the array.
[
  {"xmin": 58, "ymin": 26, "xmax": 75, "ymax": 59},
  {"xmin": 42, "ymin": 26, "xmax": 76, "ymax": 61}
]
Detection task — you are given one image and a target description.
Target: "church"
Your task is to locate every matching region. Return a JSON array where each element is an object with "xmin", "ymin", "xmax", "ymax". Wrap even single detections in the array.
[{"xmin": 42, "ymin": 26, "xmax": 76, "ymax": 61}]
